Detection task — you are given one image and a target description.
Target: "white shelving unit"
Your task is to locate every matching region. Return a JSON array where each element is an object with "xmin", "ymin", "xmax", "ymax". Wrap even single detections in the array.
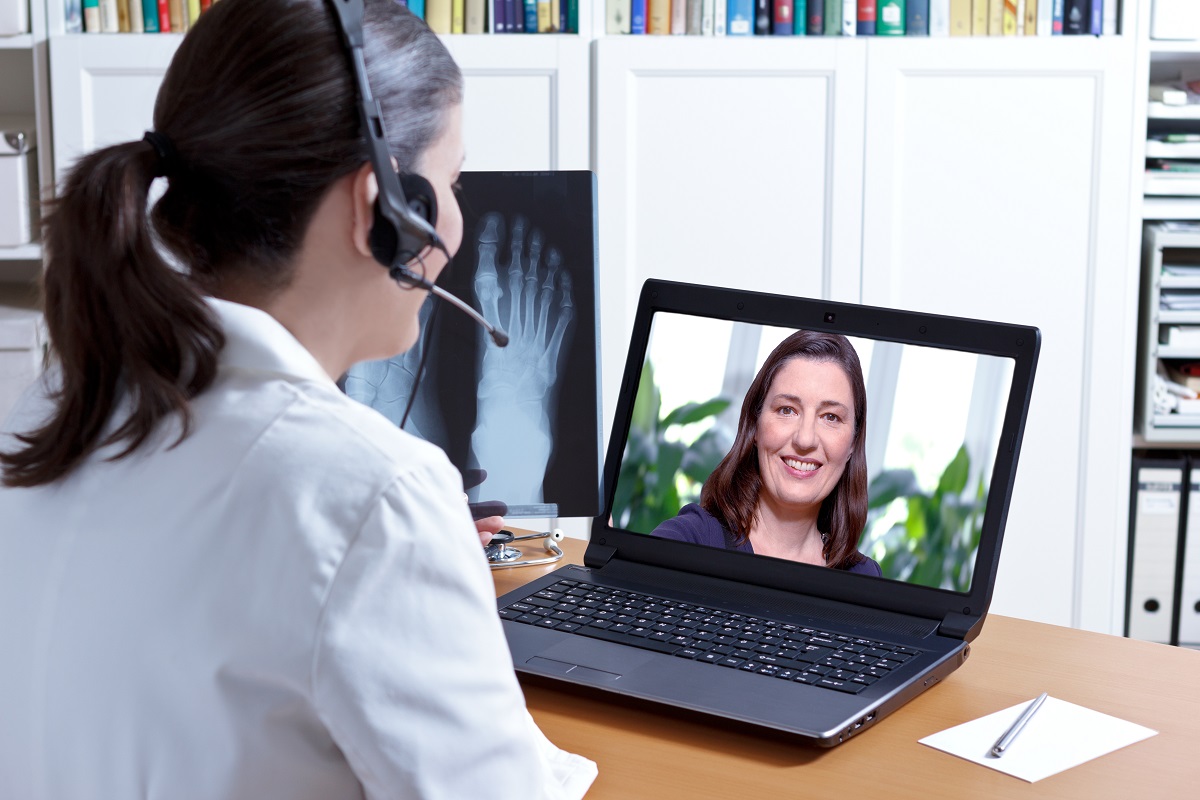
[
  {"xmin": 1135, "ymin": 222, "xmax": 1200, "ymax": 443},
  {"xmin": 1135, "ymin": 5, "xmax": 1200, "ymax": 438},
  {"xmin": 0, "ymin": 0, "xmax": 52, "ymax": 276},
  {"xmin": 1141, "ymin": 28, "xmax": 1200, "ymax": 215}
]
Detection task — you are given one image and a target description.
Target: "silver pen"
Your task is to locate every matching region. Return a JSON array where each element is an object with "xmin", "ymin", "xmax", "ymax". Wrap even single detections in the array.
[{"xmin": 989, "ymin": 692, "xmax": 1049, "ymax": 758}]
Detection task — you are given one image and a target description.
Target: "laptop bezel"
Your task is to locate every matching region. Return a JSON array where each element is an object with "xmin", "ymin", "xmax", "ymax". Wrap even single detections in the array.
[{"xmin": 587, "ymin": 279, "xmax": 1040, "ymax": 640}]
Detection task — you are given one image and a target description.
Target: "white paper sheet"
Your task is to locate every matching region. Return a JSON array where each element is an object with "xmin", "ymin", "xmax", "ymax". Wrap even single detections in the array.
[{"xmin": 919, "ymin": 696, "xmax": 1158, "ymax": 782}]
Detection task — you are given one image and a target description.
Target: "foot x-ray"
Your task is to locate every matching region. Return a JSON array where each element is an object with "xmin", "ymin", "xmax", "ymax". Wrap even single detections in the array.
[{"xmin": 344, "ymin": 171, "xmax": 602, "ymax": 518}]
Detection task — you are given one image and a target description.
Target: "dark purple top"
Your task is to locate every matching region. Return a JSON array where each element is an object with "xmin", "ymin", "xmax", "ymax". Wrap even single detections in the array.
[{"xmin": 650, "ymin": 503, "xmax": 883, "ymax": 577}]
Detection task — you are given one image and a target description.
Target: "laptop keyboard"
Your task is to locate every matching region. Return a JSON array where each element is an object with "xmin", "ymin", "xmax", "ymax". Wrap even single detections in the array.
[{"xmin": 500, "ymin": 578, "xmax": 920, "ymax": 695}]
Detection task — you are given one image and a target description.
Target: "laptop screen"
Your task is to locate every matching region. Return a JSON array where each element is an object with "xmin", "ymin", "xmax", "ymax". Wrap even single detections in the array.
[{"xmin": 608, "ymin": 307, "xmax": 1019, "ymax": 597}]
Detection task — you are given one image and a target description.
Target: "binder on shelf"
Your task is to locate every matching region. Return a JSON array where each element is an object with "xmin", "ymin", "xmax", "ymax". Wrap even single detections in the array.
[
  {"xmin": 1126, "ymin": 457, "xmax": 1185, "ymax": 644},
  {"xmin": 1179, "ymin": 458, "xmax": 1200, "ymax": 648}
]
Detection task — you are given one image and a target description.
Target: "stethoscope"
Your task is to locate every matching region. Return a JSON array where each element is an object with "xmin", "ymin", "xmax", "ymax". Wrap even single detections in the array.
[{"xmin": 485, "ymin": 528, "xmax": 565, "ymax": 570}]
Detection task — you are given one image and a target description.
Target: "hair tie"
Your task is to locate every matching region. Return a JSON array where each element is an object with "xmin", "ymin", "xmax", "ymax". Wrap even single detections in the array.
[{"xmin": 142, "ymin": 130, "xmax": 181, "ymax": 178}]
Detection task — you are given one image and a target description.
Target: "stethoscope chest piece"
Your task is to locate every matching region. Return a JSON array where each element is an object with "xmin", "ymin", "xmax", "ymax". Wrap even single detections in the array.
[
  {"xmin": 486, "ymin": 529, "xmax": 566, "ymax": 569},
  {"xmin": 484, "ymin": 532, "xmax": 524, "ymax": 563}
]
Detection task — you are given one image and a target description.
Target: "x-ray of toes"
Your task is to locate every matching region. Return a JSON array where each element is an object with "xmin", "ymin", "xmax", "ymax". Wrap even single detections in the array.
[{"xmin": 343, "ymin": 171, "xmax": 602, "ymax": 518}]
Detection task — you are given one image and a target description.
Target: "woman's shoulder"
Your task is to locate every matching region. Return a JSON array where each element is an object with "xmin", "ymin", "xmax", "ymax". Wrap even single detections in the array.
[
  {"xmin": 195, "ymin": 370, "xmax": 462, "ymax": 524},
  {"xmin": 294, "ymin": 387, "xmax": 459, "ymax": 492},
  {"xmin": 650, "ymin": 504, "xmax": 728, "ymax": 546},
  {"xmin": 847, "ymin": 553, "xmax": 883, "ymax": 577}
]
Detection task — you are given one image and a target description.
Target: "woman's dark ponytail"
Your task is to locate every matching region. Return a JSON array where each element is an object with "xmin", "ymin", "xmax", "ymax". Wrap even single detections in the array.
[{"xmin": 0, "ymin": 139, "xmax": 223, "ymax": 487}]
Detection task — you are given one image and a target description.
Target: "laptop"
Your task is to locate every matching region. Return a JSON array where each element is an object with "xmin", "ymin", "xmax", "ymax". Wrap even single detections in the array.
[{"xmin": 496, "ymin": 279, "xmax": 1040, "ymax": 745}]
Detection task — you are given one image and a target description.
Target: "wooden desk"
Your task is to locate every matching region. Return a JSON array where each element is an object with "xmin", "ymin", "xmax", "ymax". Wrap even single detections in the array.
[{"xmin": 494, "ymin": 537, "xmax": 1200, "ymax": 798}]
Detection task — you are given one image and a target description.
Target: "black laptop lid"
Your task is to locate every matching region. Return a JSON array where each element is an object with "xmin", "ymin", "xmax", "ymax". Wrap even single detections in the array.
[{"xmin": 588, "ymin": 280, "xmax": 1039, "ymax": 640}]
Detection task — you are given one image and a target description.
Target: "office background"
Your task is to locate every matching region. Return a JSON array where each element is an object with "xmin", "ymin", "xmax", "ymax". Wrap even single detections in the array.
[{"xmin": 0, "ymin": 0, "xmax": 1188, "ymax": 640}]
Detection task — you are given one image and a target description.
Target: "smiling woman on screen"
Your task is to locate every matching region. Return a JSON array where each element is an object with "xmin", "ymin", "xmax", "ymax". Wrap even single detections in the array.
[{"xmin": 652, "ymin": 330, "xmax": 881, "ymax": 576}]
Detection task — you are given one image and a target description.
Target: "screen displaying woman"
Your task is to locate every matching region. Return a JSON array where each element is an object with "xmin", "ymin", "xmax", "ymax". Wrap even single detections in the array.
[
  {"xmin": 612, "ymin": 312, "xmax": 1015, "ymax": 592},
  {"xmin": 650, "ymin": 330, "xmax": 881, "ymax": 575}
]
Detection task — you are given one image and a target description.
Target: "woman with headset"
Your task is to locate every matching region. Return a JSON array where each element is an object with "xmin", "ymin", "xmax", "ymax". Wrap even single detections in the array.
[{"xmin": 0, "ymin": 0, "xmax": 595, "ymax": 797}]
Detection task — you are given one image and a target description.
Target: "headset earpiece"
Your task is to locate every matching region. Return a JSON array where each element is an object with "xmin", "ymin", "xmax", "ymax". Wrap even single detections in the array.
[
  {"xmin": 400, "ymin": 172, "xmax": 437, "ymax": 227},
  {"xmin": 369, "ymin": 172, "xmax": 439, "ymax": 270}
]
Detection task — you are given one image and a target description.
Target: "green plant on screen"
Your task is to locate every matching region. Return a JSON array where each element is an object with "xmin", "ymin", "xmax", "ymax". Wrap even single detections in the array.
[
  {"xmin": 611, "ymin": 361, "xmax": 731, "ymax": 533},
  {"xmin": 862, "ymin": 444, "xmax": 986, "ymax": 592}
]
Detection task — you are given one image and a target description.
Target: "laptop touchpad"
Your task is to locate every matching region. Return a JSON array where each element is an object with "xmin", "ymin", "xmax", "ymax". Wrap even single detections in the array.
[
  {"xmin": 534, "ymin": 637, "xmax": 658, "ymax": 676},
  {"xmin": 526, "ymin": 657, "xmax": 623, "ymax": 683}
]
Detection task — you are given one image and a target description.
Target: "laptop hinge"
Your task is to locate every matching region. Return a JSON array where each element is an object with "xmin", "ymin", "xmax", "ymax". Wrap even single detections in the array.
[
  {"xmin": 938, "ymin": 611, "xmax": 981, "ymax": 641},
  {"xmin": 583, "ymin": 542, "xmax": 617, "ymax": 568}
]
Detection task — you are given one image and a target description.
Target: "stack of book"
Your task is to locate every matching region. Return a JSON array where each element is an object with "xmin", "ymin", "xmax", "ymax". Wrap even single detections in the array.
[
  {"xmin": 606, "ymin": 0, "xmax": 1117, "ymax": 36},
  {"xmin": 67, "ymin": 0, "xmax": 580, "ymax": 34},
  {"xmin": 72, "ymin": 0, "xmax": 217, "ymax": 33},
  {"xmin": 489, "ymin": 0, "xmax": 579, "ymax": 31},
  {"xmin": 1146, "ymin": 82, "xmax": 1200, "ymax": 197},
  {"xmin": 65, "ymin": 0, "xmax": 1119, "ymax": 35}
]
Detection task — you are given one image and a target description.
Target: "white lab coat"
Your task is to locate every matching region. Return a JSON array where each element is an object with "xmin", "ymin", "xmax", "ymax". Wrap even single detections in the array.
[{"xmin": 0, "ymin": 298, "xmax": 596, "ymax": 799}]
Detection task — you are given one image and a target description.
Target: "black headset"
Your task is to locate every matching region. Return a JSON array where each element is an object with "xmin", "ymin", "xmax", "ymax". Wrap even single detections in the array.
[
  {"xmin": 327, "ymin": 0, "xmax": 442, "ymax": 288},
  {"xmin": 326, "ymin": 0, "xmax": 508, "ymax": 347}
]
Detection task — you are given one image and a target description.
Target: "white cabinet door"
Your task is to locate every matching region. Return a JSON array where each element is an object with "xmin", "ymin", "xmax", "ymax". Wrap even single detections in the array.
[
  {"xmin": 442, "ymin": 36, "xmax": 589, "ymax": 171},
  {"xmin": 594, "ymin": 38, "xmax": 868, "ymax": 429},
  {"xmin": 49, "ymin": 35, "xmax": 180, "ymax": 184},
  {"xmin": 49, "ymin": 35, "xmax": 586, "ymax": 183},
  {"xmin": 860, "ymin": 37, "xmax": 1138, "ymax": 629}
]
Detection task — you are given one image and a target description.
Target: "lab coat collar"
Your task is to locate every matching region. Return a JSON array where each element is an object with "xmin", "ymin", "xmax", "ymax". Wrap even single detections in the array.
[{"xmin": 206, "ymin": 297, "xmax": 335, "ymax": 387}]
